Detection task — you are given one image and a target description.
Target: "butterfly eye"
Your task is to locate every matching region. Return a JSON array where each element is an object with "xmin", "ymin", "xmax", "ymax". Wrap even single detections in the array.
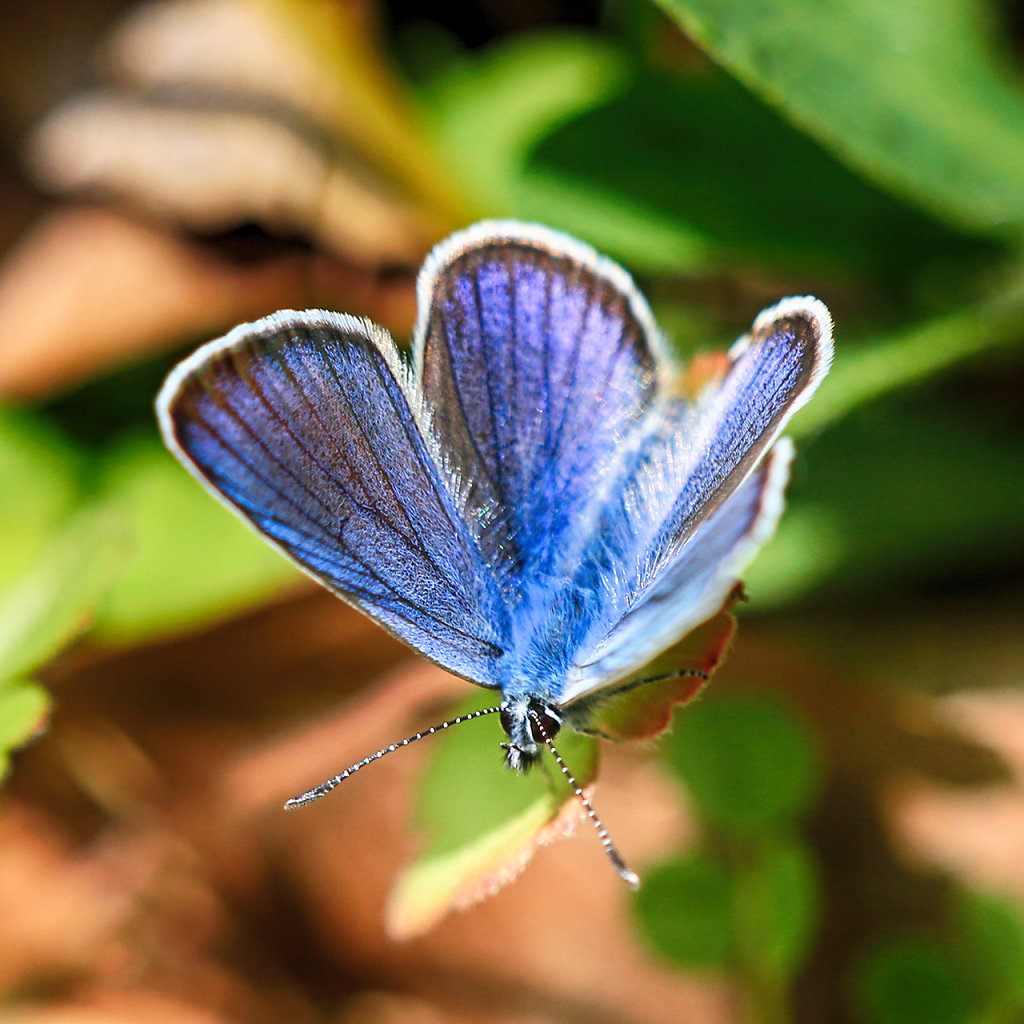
[
  {"xmin": 497, "ymin": 701, "xmax": 562, "ymax": 742},
  {"xmin": 526, "ymin": 701, "xmax": 562, "ymax": 742},
  {"xmin": 498, "ymin": 705, "xmax": 517, "ymax": 737}
]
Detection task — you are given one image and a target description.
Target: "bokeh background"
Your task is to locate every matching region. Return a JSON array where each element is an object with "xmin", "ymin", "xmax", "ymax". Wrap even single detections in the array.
[{"xmin": 1, "ymin": 1, "xmax": 1023, "ymax": 1022}]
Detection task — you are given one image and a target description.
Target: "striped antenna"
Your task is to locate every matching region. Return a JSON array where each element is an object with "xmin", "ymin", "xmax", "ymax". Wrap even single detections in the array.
[
  {"xmin": 285, "ymin": 704, "xmax": 503, "ymax": 809},
  {"xmin": 527, "ymin": 707, "xmax": 640, "ymax": 888}
]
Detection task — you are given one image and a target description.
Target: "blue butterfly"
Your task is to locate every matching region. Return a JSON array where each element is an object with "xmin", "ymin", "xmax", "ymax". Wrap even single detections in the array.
[{"xmin": 157, "ymin": 221, "xmax": 833, "ymax": 886}]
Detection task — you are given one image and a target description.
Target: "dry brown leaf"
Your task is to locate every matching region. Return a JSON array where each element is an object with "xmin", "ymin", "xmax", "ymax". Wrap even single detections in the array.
[
  {"xmin": 889, "ymin": 689, "xmax": 1024, "ymax": 901},
  {"xmin": 10, "ymin": 590, "xmax": 735, "ymax": 1024},
  {"xmin": 335, "ymin": 989, "xmax": 567, "ymax": 1024},
  {"xmin": 0, "ymin": 206, "xmax": 416, "ymax": 398},
  {"xmin": 0, "ymin": 800, "xmax": 212, "ymax": 992},
  {"xmin": 215, "ymin": 662, "xmax": 467, "ymax": 818},
  {"xmin": 213, "ymin": 662, "xmax": 728, "ymax": 1024},
  {"xmin": 1, "ymin": 990, "xmax": 229, "ymax": 1024},
  {"xmin": 29, "ymin": 95, "xmax": 425, "ymax": 264},
  {"xmin": 103, "ymin": 0, "xmax": 341, "ymax": 126},
  {"xmin": 25, "ymin": 0, "xmax": 437, "ymax": 267}
]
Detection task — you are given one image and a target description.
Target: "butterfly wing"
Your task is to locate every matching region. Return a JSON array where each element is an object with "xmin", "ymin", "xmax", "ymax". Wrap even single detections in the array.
[
  {"xmin": 414, "ymin": 221, "xmax": 668, "ymax": 586},
  {"xmin": 567, "ymin": 439, "xmax": 792, "ymax": 697},
  {"xmin": 561, "ymin": 298, "xmax": 833, "ymax": 704},
  {"xmin": 157, "ymin": 310, "xmax": 508, "ymax": 685}
]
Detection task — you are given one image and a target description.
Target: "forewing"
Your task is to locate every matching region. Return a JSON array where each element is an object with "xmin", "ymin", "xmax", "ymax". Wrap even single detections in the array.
[
  {"xmin": 638, "ymin": 299, "xmax": 831, "ymax": 578},
  {"xmin": 415, "ymin": 221, "xmax": 666, "ymax": 584},
  {"xmin": 157, "ymin": 310, "xmax": 508, "ymax": 685},
  {"xmin": 563, "ymin": 297, "xmax": 833, "ymax": 702}
]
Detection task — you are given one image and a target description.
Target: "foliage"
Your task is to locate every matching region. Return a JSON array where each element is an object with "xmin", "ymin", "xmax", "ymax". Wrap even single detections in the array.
[{"xmin": 635, "ymin": 693, "xmax": 822, "ymax": 1017}]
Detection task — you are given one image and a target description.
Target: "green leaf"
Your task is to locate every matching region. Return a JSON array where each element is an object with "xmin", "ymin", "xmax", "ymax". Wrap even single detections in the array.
[
  {"xmin": 0, "ymin": 408, "xmax": 81, "ymax": 594},
  {"xmin": 734, "ymin": 838, "xmax": 819, "ymax": 984},
  {"xmin": 789, "ymin": 280, "xmax": 1024, "ymax": 441},
  {"xmin": 634, "ymin": 851, "xmax": 734, "ymax": 969},
  {"xmin": 0, "ymin": 680, "xmax": 49, "ymax": 779},
  {"xmin": 424, "ymin": 31, "xmax": 630, "ymax": 214},
  {"xmin": 94, "ymin": 437, "xmax": 299, "ymax": 643},
  {"xmin": 527, "ymin": 67, "xmax": 987, "ymax": 279},
  {"xmin": 851, "ymin": 937, "xmax": 975, "ymax": 1024},
  {"xmin": 747, "ymin": 394, "xmax": 1024, "ymax": 606},
  {"xmin": 654, "ymin": 0, "xmax": 1024, "ymax": 237},
  {"xmin": 738, "ymin": 503, "xmax": 847, "ymax": 610},
  {"xmin": 0, "ymin": 411, "xmax": 125, "ymax": 782},
  {"xmin": 412, "ymin": 693, "xmax": 592, "ymax": 858},
  {"xmin": 667, "ymin": 692, "xmax": 820, "ymax": 832},
  {"xmin": 387, "ymin": 691, "xmax": 597, "ymax": 938},
  {"xmin": 953, "ymin": 888, "xmax": 1024, "ymax": 1012},
  {"xmin": 517, "ymin": 158, "xmax": 715, "ymax": 274},
  {"xmin": 0, "ymin": 507, "xmax": 129, "ymax": 683}
]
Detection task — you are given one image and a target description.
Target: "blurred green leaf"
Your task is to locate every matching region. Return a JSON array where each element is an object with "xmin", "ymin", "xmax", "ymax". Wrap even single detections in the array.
[
  {"xmin": 852, "ymin": 937, "xmax": 975, "ymax": 1024},
  {"xmin": 424, "ymin": 32, "xmax": 630, "ymax": 214},
  {"xmin": 389, "ymin": 691, "xmax": 597, "ymax": 937},
  {"xmin": 634, "ymin": 851, "xmax": 733, "ymax": 968},
  {"xmin": 94, "ymin": 437, "xmax": 299, "ymax": 643},
  {"xmin": 748, "ymin": 395, "xmax": 1024, "ymax": 606},
  {"xmin": 0, "ymin": 680, "xmax": 49, "ymax": 779},
  {"xmin": 654, "ymin": 0, "xmax": 1024, "ymax": 237},
  {"xmin": 0, "ymin": 409, "xmax": 125, "ymax": 782},
  {"xmin": 527, "ymin": 68, "xmax": 988, "ymax": 279},
  {"xmin": 0, "ymin": 408, "xmax": 81, "ymax": 593},
  {"xmin": 954, "ymin": 888, "xmax": 1024, "ymax": 1013},
  {"xmin": 413, "ymin": 694, "xmax": 592, "ymax": 856},
  {"xmin": 791, "ymin": 280, "xmax": 1024, "ymax": 440},
  {"xmin": 667, "ymin": 692, "xmax": 820, "ymax": 832},
  {"xmin": 0, "ymin": 507, "xmax": 128, "ymax": 684},
  {"xmin": 734, "ymin": 838, "xmax": 819, "ymax": 984},
  {"xmin": 740, "ymin": 503, "xmax": 847, "ymax": 609},
  {"xmin": 518, "ymin": 171, "xmax": 713, "ymax": 273}
]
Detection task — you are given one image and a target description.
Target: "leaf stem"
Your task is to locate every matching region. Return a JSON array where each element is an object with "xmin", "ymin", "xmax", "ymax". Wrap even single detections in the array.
[
  {"xmin": 252, "ymin": 0, "xmax": 480, "ymax": 231},
  {"xmin": 791, "ymin": 270, "xmax": 1024, "ymax": 438}
]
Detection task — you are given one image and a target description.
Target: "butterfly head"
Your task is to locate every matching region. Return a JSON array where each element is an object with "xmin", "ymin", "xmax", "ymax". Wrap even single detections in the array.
[{"xmin": 499, "ymin": 697, "xmax": 562, "ymax": 772}]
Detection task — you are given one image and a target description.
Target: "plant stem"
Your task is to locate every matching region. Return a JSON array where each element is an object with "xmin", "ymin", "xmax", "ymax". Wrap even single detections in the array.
[
  {"xmin": 791, "ymin": 267, "xmax": 1024, "ymax": 438},
  {"xmin": 253, "ymin": 0, "xmax": 481, "ymax": 231}
]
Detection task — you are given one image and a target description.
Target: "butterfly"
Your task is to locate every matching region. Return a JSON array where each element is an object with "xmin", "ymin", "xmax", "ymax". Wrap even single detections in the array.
[{"xmin": 157, "ymin": 221, "xmax": 833, "ymax": 886}]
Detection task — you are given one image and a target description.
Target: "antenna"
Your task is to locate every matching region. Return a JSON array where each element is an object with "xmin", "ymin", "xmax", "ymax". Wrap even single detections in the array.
[
  {"xmin": 527, "ymin": 707, "xmax": 640, "ymax": 889},
  {"xmin": 285, "ymin": 704, "xmax": 503, "ymax": 809},
  {"xmin": 609, "ymin": 665, "xmax": 709, "ymax": 695}
]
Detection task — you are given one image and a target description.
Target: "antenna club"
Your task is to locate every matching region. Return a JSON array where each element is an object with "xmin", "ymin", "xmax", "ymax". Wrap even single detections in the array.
[{"xmin": 526, "ymin": 705, "xmax": 639, "ymax": 888}]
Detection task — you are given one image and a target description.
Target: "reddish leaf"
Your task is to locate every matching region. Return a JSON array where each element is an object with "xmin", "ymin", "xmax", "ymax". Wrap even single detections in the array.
[{"xmin": 587, "ymin": 602, "xmax": 739, "ymax": 742}]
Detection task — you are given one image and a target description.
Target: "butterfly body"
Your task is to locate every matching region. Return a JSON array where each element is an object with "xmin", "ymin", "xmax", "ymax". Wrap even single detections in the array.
[
  {"xmin": 158, "ymin": 221, "xmax": 832, "ymax": 881},
  {"xmin": 498, "ymin": 697, "xmax": 563, "ymax": 772}
]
